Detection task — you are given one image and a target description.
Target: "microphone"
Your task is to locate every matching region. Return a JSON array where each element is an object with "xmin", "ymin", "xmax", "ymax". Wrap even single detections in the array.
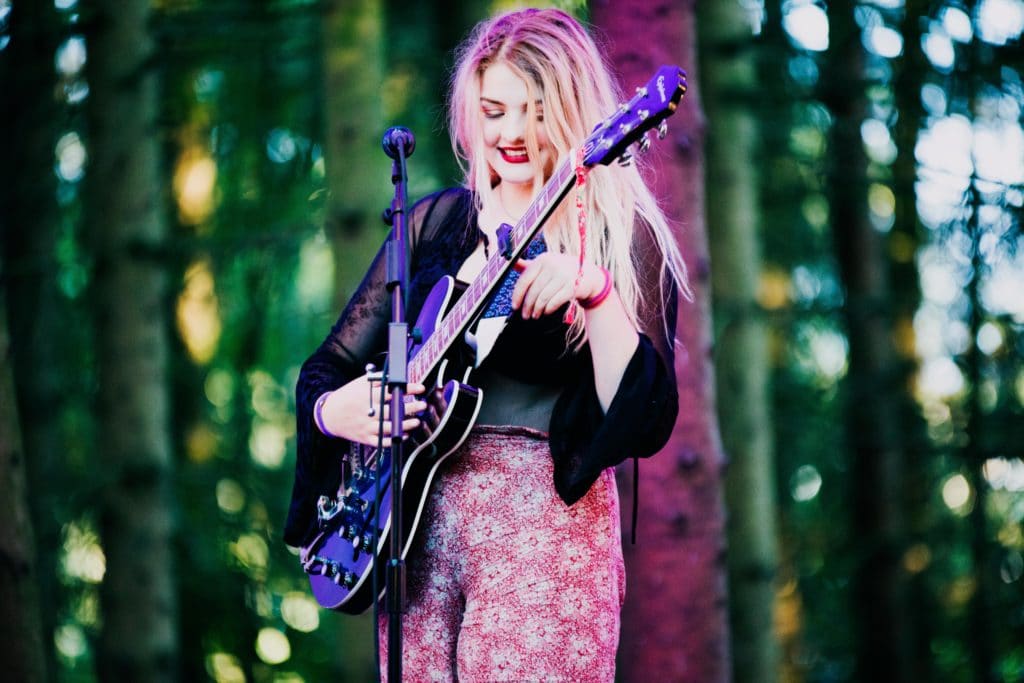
[{"xmin": 382, "ymin": 126, "xmax": 416, "ymax": 159}]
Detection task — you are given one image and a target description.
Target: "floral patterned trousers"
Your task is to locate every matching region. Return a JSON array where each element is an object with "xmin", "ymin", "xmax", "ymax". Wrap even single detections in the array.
[{"xmin": 379, "ymin": 426, "xmax": 626, "ymax": 682}]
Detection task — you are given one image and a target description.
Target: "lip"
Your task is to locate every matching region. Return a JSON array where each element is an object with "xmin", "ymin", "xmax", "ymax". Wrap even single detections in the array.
[{"xmin": 499, "ymin": 147, "xmax": 530, "ymax": 164}]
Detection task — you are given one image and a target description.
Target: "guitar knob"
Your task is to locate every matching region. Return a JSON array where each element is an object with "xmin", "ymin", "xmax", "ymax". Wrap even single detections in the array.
[
  {"xmin": 332, "ymin": 570, "xmax": 357, "ymax": 587},
  {"xmin": 343, "ymin": 495, "xmax": 368, "ymax": 514},
  {"xmin": 353, "ymin": 532, "xmax": 375, "ymax": 551},
  {"xmin": 317, "ymin": 495, "xmax": 340, "ymax": 522}
]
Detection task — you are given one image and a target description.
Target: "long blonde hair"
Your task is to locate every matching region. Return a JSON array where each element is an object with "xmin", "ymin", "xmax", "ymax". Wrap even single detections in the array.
[{"xmin": 448, "ymin": 8, "xmax": 690, "ymax": 345}]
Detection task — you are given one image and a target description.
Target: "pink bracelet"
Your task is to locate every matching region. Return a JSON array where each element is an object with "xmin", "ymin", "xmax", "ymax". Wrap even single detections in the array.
[
  {"xmin": 313, "ymin": 391, "xmax": 340, "ymax": 438},
  {"xmin": 579, "ymin": 267, "xmax": 613, "ymax": 310}
]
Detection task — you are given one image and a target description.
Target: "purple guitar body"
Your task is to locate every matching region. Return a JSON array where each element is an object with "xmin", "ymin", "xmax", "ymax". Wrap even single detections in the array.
[{"xmin": 302, "ymin": 276, "xmax": 483, "ymax": 613}]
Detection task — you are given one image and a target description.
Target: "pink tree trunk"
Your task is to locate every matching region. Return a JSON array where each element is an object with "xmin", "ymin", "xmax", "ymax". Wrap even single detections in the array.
[{"xmin": 590, "ymin": 2, "xmax": 731, "ymax": 681}]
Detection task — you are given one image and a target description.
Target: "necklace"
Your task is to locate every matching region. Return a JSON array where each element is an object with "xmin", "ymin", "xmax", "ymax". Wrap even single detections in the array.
[{"xmin": 495, "ymin": 186, "xmax": 527, "ymax": 223}]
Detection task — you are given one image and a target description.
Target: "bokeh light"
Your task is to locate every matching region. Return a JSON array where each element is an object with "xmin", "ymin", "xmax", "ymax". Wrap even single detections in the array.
[
  {"xmin": 255, "ymin": 627, "xmax": 291, "ymax": 665},
  {"xmin": 941, "ymin": 473, "xmax": 973, "ymax": 514},
  {"xmin": 783, "ymin": 0, "xmax": 829, "ymax": 51},
  {"xmin": 791, "ymin": 464, "xmax": 823, "ymax": 502}
]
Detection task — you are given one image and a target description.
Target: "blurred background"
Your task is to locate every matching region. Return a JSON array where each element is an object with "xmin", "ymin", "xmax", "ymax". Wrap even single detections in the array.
[{"xmin": 1, "ymin": 0, "xmax": 1022, "ymax": 682}]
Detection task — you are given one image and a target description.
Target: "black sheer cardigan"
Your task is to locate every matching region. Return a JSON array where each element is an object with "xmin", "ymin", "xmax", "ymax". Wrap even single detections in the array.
[{"xmin": 283, "ymin": 187, "xmax": 678, "ymax": 547}]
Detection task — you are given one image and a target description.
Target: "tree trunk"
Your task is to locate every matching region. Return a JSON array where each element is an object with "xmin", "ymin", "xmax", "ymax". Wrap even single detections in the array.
[
  {"xmin": 323, "ymin": 0, "xmax": 391, "ymax": 311},
  {"xmin": 823, "ymin": 3, "xmax": 913, "ymax": 681},
  {"xmin": 963, "ymin": 6, "xmax": 996, "ymax": 678},
  {"xmin": 84, "ymin": 1, "xmax": 179, "ymax": 680},
  {"xmin": 319, "ymin": 2, "xmax": 391, "ymax": 676},
  {"xmin": 891, "ymin": 1, "xmax": 933, "ymax": 678},
  {"xmin": 699, "ymin": 1, "xmax": 780, "ymax": 681},
  {"xmin": 0, "ymin": 2, "xmax": 68, "ymax": 678},
  {"xmin": 0, "ymin": 293, "xmax": 47, "ymax": 683},
  {"xmin": 591, "ymin": 2, "xmax": 731, "ymax": 681}
]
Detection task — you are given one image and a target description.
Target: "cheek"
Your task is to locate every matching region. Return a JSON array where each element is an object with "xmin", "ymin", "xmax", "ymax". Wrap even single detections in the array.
[
  {"xmin": 482, "ymin": 120, "xmax": 501, "ymax": 147},
  {"xmin": 536, "ymin": 128, "xmax": 553, "ymax": 158},
  {"xmin": 538, "ymin": 129, "xmax": 551, "ymax": 152}
]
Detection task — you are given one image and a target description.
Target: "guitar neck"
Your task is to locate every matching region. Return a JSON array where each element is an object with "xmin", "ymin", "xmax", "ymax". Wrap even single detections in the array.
[{"xmin": 409, "ymin": 157, "xmax": 578, "ymax": 384}]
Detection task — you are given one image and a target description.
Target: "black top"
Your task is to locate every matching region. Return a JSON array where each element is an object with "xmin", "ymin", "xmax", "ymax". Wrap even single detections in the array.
[{"xmin": 283, "ymin": 187, "xmax": 679, "ymax": 547}]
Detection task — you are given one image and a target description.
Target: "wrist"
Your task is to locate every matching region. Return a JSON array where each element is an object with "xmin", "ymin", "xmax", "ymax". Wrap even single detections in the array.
[
  {"xmin": 579, "ymin": 266, "xmax": 613, "ymax": 310},
  {"xmin": 313, "ymin": 390, "xmax": 340, "ymax": 438}
]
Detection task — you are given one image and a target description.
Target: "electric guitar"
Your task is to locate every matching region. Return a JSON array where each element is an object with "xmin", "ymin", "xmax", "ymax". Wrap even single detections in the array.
[{"xmin": 300, "ymin": 65, "xmax": 688, "ymax": 613}]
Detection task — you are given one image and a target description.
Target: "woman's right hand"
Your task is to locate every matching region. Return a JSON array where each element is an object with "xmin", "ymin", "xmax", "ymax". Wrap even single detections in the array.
[{"xmin": 318, "ymin": 374, "xmax": 428, "ymax": 446}]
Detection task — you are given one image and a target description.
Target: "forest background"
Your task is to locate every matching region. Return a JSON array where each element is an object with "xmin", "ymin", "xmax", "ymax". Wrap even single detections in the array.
[{"xmin": 1, "ymin": 0, "xmax": 1022, "ymax": 682}]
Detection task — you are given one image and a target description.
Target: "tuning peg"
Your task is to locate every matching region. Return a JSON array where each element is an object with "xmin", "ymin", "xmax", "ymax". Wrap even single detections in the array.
[
  {"xmin": 617, "ymin": 152, "xmax": 633, "ymax": 167},
  {"xmin": 657, "ymin": 120, "xmax": 669, "ymax": 140},
  {"xmin": 638, "ymin": 135, "xmax": 652, "ymax": 154}
]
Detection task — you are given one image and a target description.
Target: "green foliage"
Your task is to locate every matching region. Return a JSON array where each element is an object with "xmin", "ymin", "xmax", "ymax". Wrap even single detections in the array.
[{"xmin": 750, "ymin": 0, "xmax": 1024, "ymax": 680}]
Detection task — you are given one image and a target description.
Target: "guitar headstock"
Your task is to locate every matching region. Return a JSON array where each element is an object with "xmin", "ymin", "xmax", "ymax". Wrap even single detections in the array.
[{"xmin": 582, "ymin": 65, "xmax": 687, "ymax": 167}]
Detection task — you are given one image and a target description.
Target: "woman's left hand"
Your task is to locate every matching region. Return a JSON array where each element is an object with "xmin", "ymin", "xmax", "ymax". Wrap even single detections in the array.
[{"xmin": 511, "ymin": 252, "xmax": 603, "ymax": 319}]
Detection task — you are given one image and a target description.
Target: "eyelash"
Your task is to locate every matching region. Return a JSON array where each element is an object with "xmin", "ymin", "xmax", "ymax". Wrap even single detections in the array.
[{"xmin": 482, "ymin": 111, "xmax": 545, "ymax": 121}]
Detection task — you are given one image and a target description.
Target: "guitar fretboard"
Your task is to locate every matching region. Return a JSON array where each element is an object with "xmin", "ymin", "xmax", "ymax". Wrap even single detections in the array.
[{"xmin": 408, "ymin": 156, "xmax": 578, "ymax": 384}]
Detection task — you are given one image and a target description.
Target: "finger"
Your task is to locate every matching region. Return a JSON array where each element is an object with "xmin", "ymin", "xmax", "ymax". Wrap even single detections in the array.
[
  {"xmin": 390, "ymin": 400, "xmax": 428, "ymax": 418},
  {"xmin": 531, "ymin": 279, "xmax": 570, "ymax": 318},
  {"xmin": 511, "ymin": 262, "xmax": 541, "ymax": 310},
  {"xmin": 384, "ymin": 398, "xmax": 428, "ymax": 417},
  {"xmin": 374, "ymin": 418, "xmax": 420, "ymax": 441},
  {"xmin": 383, "ymin": 382, "xmax": 427, "ymax": 401},
  {"xmin": 521, "ymin": 270, "xmax": 557, "ymax": 318}
]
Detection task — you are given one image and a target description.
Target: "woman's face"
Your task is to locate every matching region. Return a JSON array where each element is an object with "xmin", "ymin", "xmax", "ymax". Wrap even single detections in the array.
[{"xmin": 479, "ymin": 61, "xmax": 553, "ymax": 193}]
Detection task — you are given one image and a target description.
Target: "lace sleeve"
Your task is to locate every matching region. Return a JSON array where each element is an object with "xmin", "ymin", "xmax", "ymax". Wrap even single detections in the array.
[
  {"xmin": 283, "ymin": 189, "xmax": 466, "ymax": 546},
  {"xmin": 548, "ymin": 221, "xmax": 680, "ymax": 505}
]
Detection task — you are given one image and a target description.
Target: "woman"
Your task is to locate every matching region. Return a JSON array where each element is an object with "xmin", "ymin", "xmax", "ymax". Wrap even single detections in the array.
[{"xmin": 285, "ymin": 7, "xmax": 689, "ymax": 681}]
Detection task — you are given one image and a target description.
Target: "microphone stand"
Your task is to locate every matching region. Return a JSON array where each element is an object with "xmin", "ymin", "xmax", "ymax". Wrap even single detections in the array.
[{"xmin": 381, "ymin": 125, "xmax": 415, "ymax": 683}]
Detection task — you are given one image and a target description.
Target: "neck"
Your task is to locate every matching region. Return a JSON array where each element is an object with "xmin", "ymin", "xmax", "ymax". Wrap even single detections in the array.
[{"xmin": 494, "ymin": 182, "xmax": 535, "ymax": 220}]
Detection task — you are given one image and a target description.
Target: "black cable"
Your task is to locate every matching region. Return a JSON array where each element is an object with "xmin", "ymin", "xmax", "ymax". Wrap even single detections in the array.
[{"xmin": 371, "ymin": 357, "xmax": 389, "ymax": 683}]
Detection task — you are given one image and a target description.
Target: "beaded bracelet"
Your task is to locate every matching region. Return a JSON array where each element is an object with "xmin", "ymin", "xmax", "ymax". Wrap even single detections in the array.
[
  {"xmin": 579, "ymin": 266, "xmax": 613, "ymax": 310},
  {"xmin": 313, "ymin": 391, "xmax": 340, "ymax": 438}
]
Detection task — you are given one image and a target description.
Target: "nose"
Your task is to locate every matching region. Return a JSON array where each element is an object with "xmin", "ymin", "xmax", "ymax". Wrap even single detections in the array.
[{"xmin": 499, "ymin": 110, "xmax": 527, "ymax": 144}]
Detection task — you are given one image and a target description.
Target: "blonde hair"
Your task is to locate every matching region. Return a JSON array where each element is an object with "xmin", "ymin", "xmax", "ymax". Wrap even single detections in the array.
[{"xmin": 448, "ymin": 7, "xmax": 690, "ymax": 345}]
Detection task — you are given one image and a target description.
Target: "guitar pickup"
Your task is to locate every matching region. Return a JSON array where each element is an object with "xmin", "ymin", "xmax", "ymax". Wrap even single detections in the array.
[{"xmin": 496, "ymin": 223, "xmax": 514, "ymax": 260}]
